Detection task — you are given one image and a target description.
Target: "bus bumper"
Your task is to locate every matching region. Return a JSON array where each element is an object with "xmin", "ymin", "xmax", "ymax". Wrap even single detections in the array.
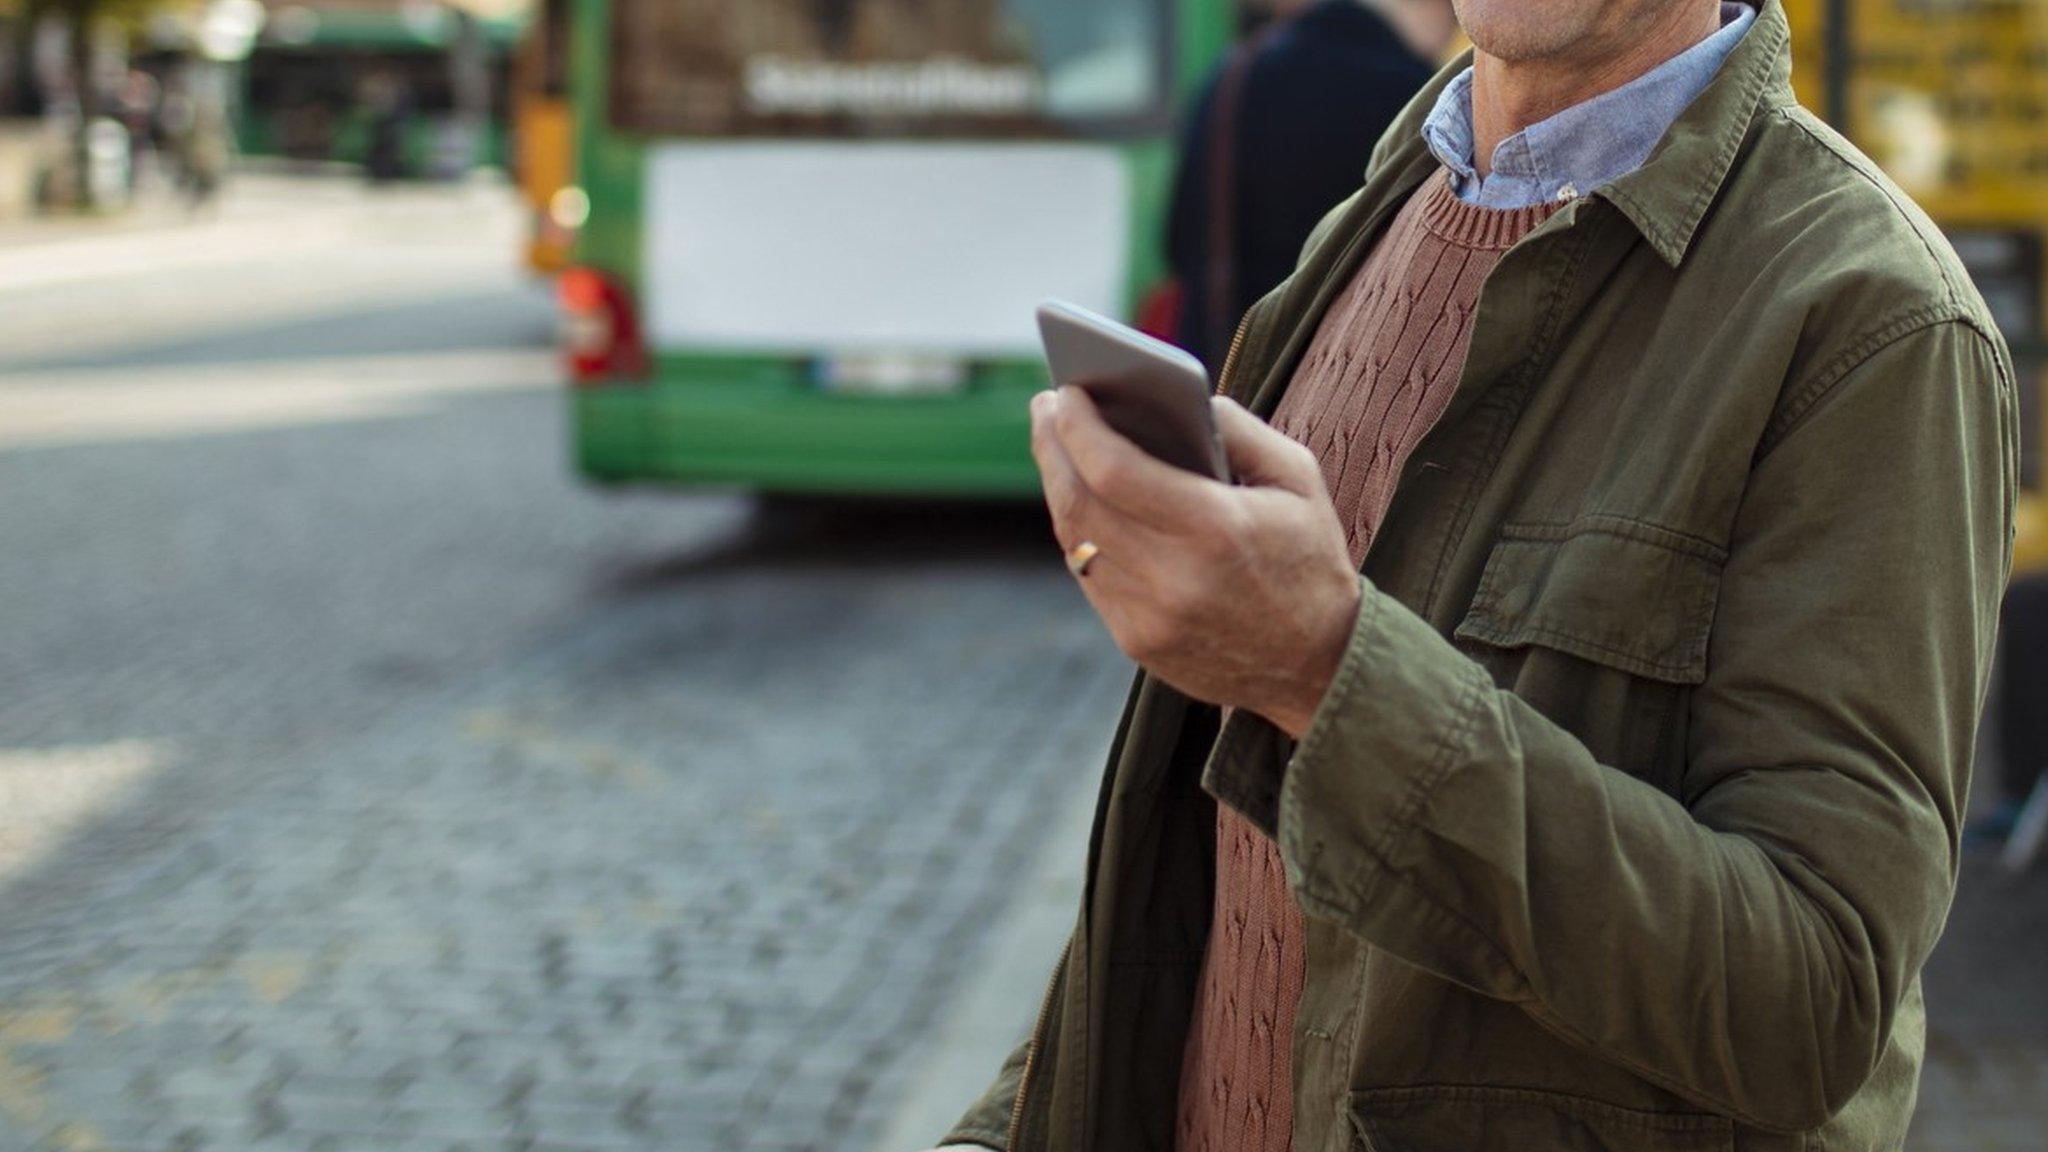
[{"xmin": 573, "ymin": 382, "xmax": 1042, "ymax": 498}]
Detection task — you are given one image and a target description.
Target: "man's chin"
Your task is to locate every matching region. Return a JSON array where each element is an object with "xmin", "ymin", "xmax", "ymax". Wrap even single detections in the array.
[
  {"xmin": 1462, "ymin": 25, "xmax": 1591, "ymax": 65},
  {"xmin": 1454, "ymin": 0, "xmax": 1603, "ymax": 64}
]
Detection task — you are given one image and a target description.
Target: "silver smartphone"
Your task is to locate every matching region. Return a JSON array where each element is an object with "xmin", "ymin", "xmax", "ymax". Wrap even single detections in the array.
[{"xmin": 1034, "ymin": 300, "xmax": 1232, "ymax": 482}]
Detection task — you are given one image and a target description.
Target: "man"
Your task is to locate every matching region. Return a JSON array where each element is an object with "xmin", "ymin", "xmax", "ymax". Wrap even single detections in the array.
[
  {"xmin": 930, "ymin": 0, "xmax": 2016, "ymax": 1150},
  {"xmin": 1167, "ymin": 0, "xmax": 1459, "ymax": 368}
]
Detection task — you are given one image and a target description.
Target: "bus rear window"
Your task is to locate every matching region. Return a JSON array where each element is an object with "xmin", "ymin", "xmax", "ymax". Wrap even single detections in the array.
[{"xmin": 609, "ymin": 0, "xmax": 1172, "ymax": 138}]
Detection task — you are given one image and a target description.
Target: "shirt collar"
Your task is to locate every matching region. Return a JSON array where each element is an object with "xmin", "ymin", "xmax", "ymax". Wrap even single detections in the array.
[{"xmin": 1423, "ymin": 3, "xmax": 1757, "ymax": 210}]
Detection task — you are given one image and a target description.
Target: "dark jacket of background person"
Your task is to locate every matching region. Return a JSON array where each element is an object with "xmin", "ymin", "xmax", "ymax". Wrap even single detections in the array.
[
  {"xmin": 1166, "ymin": 0, "xmax": 1435, "ymax": 368},
  {"xmin": 1997, "ymin": 574, "xmax": 2048, "ymax": 802},
  {"xmin": 945, "ymin": 4, "xmax": 2016, "ymax": 1150}
]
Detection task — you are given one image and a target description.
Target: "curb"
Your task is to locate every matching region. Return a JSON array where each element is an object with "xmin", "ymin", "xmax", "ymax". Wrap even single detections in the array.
[{"xmin": 870, "ymin": 775, "xmax": 1096, "ymax": 1152}]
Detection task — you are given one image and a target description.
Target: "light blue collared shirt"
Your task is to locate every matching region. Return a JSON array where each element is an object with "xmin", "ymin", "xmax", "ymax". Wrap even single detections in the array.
[{"xmin": 1422, "ymin": 4, "xmax": 1757, "ymax": 209}]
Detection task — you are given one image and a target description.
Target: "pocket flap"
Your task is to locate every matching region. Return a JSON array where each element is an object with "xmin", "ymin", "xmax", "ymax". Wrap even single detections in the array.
[
  {"xmin": 1351, "ymin": 1086, "xmax": 1735, "ymax": 1152},
  {"xmin": 1454, "ymin": 519, "xmax": 1724, "ymax": 685}
]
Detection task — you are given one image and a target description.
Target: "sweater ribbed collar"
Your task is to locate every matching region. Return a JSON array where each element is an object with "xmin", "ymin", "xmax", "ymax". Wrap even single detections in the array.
[{"xmin": 1414, "ymin": 170, "xmax": 1566, "ymax": 251}]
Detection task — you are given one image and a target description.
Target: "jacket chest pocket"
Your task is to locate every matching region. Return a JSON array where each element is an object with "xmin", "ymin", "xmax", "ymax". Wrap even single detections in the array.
[{"xmin": 1452, "ymin": 520, "xmax": 1725, "ymax": 790}]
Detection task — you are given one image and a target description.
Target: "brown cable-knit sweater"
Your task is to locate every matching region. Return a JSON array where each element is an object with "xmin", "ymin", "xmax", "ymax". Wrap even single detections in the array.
[{"xmin": 1174, "ymin": 170, "xmax": 1563, "ymax": 1152}]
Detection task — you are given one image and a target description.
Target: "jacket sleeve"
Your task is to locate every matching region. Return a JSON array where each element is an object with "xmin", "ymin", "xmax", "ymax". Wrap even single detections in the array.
[{"xmin": 1212, "ymin": 319, "xmax": 2015, "ymax": 1132}]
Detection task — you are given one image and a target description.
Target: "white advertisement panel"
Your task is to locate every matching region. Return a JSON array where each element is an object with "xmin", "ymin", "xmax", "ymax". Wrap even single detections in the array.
[{"xmin": 642, "ymin": 142, "xmax": 1132, "ymax": 357}]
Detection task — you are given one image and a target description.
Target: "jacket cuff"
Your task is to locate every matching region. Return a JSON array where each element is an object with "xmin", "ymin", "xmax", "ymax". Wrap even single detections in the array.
[
  {"xmin": 1201, "ymin": 708, "xmax": 1295, "ymax": 839},
  {"xmin": 1275, "ymin": 579, "xmax": 1490, "ymax": 921}
]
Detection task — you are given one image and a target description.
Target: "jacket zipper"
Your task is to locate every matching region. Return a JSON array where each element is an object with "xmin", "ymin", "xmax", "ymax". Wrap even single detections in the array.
[
  {"xmin": 1214, "ymin": 312, "xmax": 1255, "ymax": 400},
  {"xmin": 1003, "ymin": 937, "xmax": 1071, "ymax": 1151}
]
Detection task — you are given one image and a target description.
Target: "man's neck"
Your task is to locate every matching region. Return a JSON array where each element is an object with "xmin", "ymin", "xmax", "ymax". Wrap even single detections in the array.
[{"xmin": 1469, "ymin": 5, "xmax": 1723, "ymax": 177}]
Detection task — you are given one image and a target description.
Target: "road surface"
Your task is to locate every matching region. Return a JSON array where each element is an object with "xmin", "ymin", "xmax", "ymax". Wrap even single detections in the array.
[{"xmin": 0, "ymin": 175, "xmax": 1122, "ymax": 1152}]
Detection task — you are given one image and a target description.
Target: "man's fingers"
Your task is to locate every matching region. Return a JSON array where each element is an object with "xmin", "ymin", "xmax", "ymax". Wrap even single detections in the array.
[
  {"xmin": 1033, "ymin": 392, "xmax": 1150, "ymax": 551},
  {"xmin": 1050, "ymin": 386, "xmax": 1223, "ymax": 526},
  {"xmin": 1213, "ymin": 396, "xmax": 1324, "ymax": 496},
  {"xmin": 1029, "ymin": 391, "xmax": 1088, "ymax": 549}
]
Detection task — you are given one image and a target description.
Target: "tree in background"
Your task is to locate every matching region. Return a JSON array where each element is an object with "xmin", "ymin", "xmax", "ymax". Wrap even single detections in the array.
[
  {"xmin": 1, "ymin": 0, "xmax": 47, "ymax": 116},
  {"xmin": 25, "ymin": 0, "xmax": 178, "ymax": 205}
]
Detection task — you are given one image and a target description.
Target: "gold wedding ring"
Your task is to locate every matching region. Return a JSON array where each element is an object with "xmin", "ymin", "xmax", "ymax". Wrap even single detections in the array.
[{"xmin": 1065, "ymin": 541, "xmax": 1102, "ymax": 578}]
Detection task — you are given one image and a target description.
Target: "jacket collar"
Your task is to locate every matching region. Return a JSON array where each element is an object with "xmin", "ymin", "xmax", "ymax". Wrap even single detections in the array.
[
  {"xmin": 1596, "ymin": 0, "xmax": 1796, "ymax": 266},
  {"xmin": 1366, "ymin": 0, "xmax": 1796, "ymax": 269}
]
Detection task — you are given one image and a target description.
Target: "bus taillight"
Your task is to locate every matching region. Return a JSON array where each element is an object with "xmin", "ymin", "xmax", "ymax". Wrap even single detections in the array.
[
  {"xmin": 1134, "ymin": 280, "xmax": 1185, "ymax": 344},
  {"xmin": 558, "ymin": 267, "xmax": 650, "ymax": 385}
]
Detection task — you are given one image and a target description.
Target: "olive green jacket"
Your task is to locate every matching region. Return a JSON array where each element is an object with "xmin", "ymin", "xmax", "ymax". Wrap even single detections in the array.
[{"xmin": 946, "ymin": 4, "xmax": 2017, "ymax": 1150}]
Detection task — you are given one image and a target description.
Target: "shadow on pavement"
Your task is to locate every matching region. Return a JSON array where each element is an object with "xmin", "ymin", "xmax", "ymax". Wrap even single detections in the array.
[
  {"xmin": 1, "ymin": 288, "xmax": 557, "ymax": 375},
  {"xmin": 599, "ymin": 496, "xmax": 1061, "ymax": 597}
]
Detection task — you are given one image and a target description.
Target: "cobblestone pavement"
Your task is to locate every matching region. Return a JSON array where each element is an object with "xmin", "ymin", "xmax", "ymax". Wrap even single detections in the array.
[
  {"xmin": 0, "ymin": 490, "xmax": 1125, "ymax": 1152},
  {"xmin": 0, "ymin": 177, "xmax": 1129, "ymax": 1152}
]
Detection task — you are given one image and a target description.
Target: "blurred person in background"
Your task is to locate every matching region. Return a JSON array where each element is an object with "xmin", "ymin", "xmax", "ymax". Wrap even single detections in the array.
[
  {"xmin": 929, "ymin": 1, "xmax": 2016, "ymax": 1151},
  {"xmin": 115, "ymin": 69, "xmax": 157, "ymax": 193},
  {"xmin": 1236, "ymin": 0, "xmax": 1285, "ymax": 36},
  {"xmin": 1975, "ymin": 575, "xmax": 2048, "ymax": 845},
  {"xmin": 161, "ymin": 70, "xmax": 230, "ymax": 211},
  {"xmin": 179, "ymin": 94, "xmax": 230, "ymax": 210},
  {"xmin": 363, "ymin": 72, "xmax": 411, "ymax": 184},
  {"xmin": 1167, "ymin": 0, "xmax": 1460, "ymax": 369}
]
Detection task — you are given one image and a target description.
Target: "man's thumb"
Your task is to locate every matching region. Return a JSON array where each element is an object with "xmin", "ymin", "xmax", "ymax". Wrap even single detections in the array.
[{"xmin": 1212, "ymin": 396, "xmax": 1320, "ymax": 495}]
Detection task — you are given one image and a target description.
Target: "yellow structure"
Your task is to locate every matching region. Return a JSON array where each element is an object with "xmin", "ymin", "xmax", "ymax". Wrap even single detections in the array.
[{"xmin": 511, "ymin": 0, "xmax": 573, "ymax": 273}]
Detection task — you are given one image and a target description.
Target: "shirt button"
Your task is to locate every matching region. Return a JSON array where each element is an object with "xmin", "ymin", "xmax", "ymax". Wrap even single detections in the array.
[{"xmin": 1556, "ymin": 183, "xmax": 1580, "ymax": 202}]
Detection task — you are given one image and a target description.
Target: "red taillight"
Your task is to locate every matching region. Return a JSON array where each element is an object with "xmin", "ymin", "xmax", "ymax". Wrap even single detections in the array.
[
  {"xmin": 558, "ymin": 266, "xmax": 650, "ymax": 386},
  {"xmin": 1134, "ymin": 279, "xmax": 1186, "ymax": 343}
]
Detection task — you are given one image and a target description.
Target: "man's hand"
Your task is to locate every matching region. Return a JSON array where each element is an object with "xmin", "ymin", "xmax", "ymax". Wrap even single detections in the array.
[{"xmin": 1030, "ymin": 386, "xmax": 1360, "ymax": 738}]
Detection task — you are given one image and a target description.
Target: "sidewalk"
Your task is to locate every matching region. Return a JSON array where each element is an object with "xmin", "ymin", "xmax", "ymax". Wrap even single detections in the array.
[
  {"xmin": 0, "ymin": 185, "xmax": 196, "ymax": 251},
  {"xmin": 0, "ymin": 167, "xmax": 532, "ymax": 371},
  {"xmin": 0, "ymin": 165, "xmax": 514, "ymax": 253},
  {"xmin": 869, "ymin": 766, "xmax": 1093, "ymax": 1152},
  {"xmin": 0, "ymin": 118, "xmax": 41, "ymax": 221}
]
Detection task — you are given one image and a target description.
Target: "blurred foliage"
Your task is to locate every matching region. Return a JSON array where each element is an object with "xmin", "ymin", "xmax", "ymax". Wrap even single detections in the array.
[{"xmin": 0, "ymin": 0, "xmax": 197, "ymax": 33}]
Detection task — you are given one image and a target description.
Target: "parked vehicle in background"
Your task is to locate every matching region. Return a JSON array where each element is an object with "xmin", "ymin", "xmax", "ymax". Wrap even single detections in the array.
[
  {"xmin": 561, "ymin": 0, "xmax": 1231, "ymax": 497},
  {"xmin": 240, "ymin": 1, "xmax": 521, "ymax": 178},
  {"xmin": 1785, "ymin": 0, "xmax": 2048, "ymax": 578}
]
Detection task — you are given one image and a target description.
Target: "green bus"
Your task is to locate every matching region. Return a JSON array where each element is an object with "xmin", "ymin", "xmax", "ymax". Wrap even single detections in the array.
[
  {"xmin": 240, "ymin": 3, "xmax": 524, "ymax": 175},
  {"xmin": 561, "ymin": 0, "xmax": 1232, "ymax": 496}
]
